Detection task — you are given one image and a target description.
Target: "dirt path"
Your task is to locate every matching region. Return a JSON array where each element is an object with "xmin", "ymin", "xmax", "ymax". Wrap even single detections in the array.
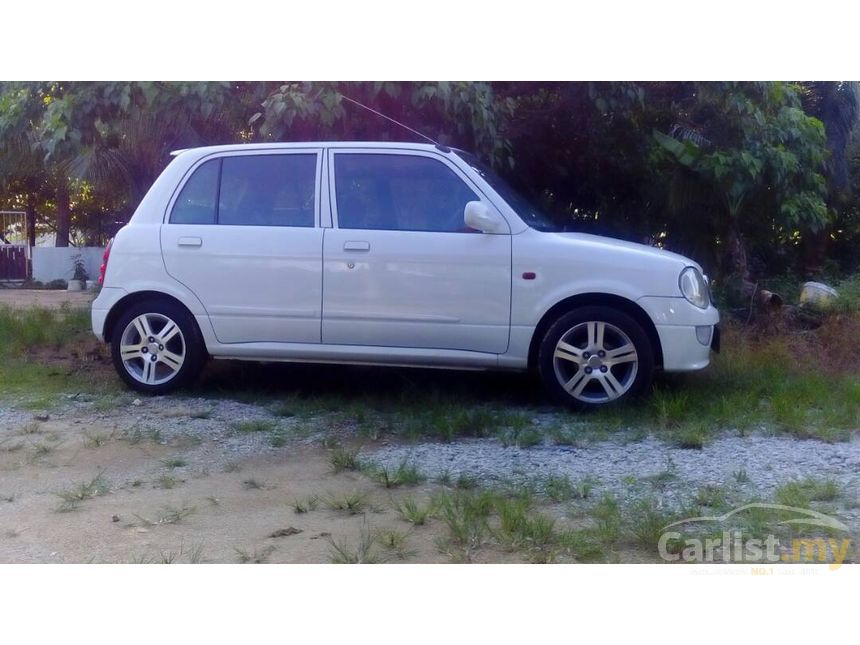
[
  {"xmin": 0, "ymin": 416, "xmax": 450, "ymax": 564},
  {"xmin": 0, "ymin": 289, "xmax": 95, "ymax": 309}
]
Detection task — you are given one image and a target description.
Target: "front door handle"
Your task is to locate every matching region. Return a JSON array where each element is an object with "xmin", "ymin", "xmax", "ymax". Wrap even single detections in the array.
[
  {"xmin": 178, "ymin": 237, "xmax": 203, "ymax": 247},
  {"xmin": 343, "ymin": 241, "xmax": 370, "ymax": 252}
]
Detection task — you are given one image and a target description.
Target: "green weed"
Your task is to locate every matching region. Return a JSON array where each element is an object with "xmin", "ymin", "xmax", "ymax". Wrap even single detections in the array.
[
  {"xmin": 56, "ymin": 472, "xmax": 110, "ymax": 511},
  {"xmin": 396, "ymin": 497, "xmax": 433, "ymax": 525}
]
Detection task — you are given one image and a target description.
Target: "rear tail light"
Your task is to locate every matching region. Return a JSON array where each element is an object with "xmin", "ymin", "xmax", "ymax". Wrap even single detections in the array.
[{"xmin": 98, "ymin": 239, "xmax": 114, "ymax": 285}]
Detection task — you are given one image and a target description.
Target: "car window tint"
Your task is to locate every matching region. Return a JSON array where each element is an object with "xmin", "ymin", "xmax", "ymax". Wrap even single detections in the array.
[
  {"xmin": 170, "ymin": 159, "xmax": 219, "ymax": 224},
  {"xmin": 334, "ymin": 154, "xmax": 479, "ymax": 232},
  {"xmin": 219, "ymin": 154, "xmax": 316, "ymax": 227}
]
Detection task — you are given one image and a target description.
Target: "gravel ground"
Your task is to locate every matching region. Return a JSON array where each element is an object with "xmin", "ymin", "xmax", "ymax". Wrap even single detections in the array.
[
  {"xmin": 3, "ymin": 392, "xmax": 859, "ymax": 529},
  {"xmin": 0, "ymin": 394, "xmax": 327, "ymax": 474},
  {"xmin": 366, "ymin": 434, "xmax": 860, "ymax": 517}
]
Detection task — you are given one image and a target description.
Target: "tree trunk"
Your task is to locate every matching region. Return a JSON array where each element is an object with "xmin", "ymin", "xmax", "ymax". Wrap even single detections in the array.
[
  {"xmin": 801, "ymin": 228, "xmax": 829, "ymax": 279},
  {"xmin": 722, "ymin": 224, "xmax": 755, "ymax": 307},
  {"xmin": 55, "ymin": 181, "xmax": 70, "ymax": 247},
  {"xmin": 25, "ymin": 194, "xmax": 37, "ymax": 280},
  {"xmin": 25, "ymin": 194, "xmax": 36, "ymax": 249}
]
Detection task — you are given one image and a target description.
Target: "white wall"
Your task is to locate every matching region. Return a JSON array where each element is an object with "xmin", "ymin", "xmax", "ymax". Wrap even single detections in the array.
[{"xmin": 32, "ymin": 247, "xmax": 104, "ymax": 283}]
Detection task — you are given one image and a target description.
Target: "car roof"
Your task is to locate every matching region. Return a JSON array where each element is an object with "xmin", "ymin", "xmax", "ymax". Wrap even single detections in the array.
[{"xmin": 170, "ymin": 141, "xmax": 447, "ymax": 157}]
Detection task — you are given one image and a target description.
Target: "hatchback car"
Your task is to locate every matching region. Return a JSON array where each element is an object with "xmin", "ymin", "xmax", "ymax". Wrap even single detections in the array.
[{"xmin": 92, "ymin": 142, "xmax": 719, "ymax": 408}]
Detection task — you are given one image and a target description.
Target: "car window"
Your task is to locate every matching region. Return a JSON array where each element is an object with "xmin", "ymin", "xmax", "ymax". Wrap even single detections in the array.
[
  {"xmin": 334, "ymin": 154, "xmax": 479, "ymax": 232},
  {"xmin": 219, "ymin": 154, "xmax": 316, "ymax": 227},
  {"xmin": 170, "ymin": 159, "xmax": 219, "ymax": 225}
]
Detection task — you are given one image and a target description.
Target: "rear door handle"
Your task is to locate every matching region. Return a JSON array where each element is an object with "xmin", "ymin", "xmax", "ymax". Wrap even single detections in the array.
[
  {"xmin": 178, "ymin": 237, "xmax": 203, "ymax": 247},
  {"xmin": 343, "ymin": 241, "xmax": 370, "ymax": 252}
]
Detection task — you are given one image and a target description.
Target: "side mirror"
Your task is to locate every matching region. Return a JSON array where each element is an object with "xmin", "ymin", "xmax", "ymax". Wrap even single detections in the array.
[{"xmin": 464, "ymin": 201, "xmax": 504, "ymax": 233}]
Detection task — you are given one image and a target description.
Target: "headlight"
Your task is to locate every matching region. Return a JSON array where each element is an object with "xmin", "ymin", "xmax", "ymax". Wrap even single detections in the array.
[{"xmin": 679, "ymin": 266, "xmax": 710, "ymax": 309}]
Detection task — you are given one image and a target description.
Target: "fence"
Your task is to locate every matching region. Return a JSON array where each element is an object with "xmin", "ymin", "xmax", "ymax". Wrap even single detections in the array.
[
  {"xmin": 0, "ymin": 211, "xmax": 26, "ymax": 245},
  {"xmin": 0, "ymin": 246, "xmax": 27, "ymax": 280},
  {"xmin": 0, "ymin": 212, "xmax": 27, "ymax": 280}
]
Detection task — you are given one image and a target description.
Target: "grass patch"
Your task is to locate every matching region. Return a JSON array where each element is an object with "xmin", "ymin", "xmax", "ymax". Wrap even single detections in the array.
[
  {"xmin": 0, "ymin": 305, "xmax": 118, "ymax": 404},
  {"xmin": 56, "ymin": 472, "xmax": 110, "ymax": 511},
  {"xmin": 433, "ymin": 489, "xmax": 496, "ymax": 560},
  {"xmin": 291, "ymin": 495, "xmax": 319, "ymax": 514},
  {"xmin": 135, "ymin": 504, "xmax": 196, "ymax": 526},
  {"xmin": 667, "ymin": 422, "xmax": 709, "ymax": 449},
  {"xmin": 235, "ymin": 545, "xmax": 276, "ymax": 564},
  {"xmin": 324, "ymin": 492, "xmax": 369, "ymax": 515},
  {"xmin": 590, "ymin": 494, "xmax": 622, "ymax": 548},
  {"xmin": 269, "ymin": 395, "xmax": 319, "ymax": 419},
  {"xmin": 364, "ymin": 461, "xmax": 425, "ymax": 488},
  {"xmin": 329, "ymin": 447, "xmax": 360, "ymax": 473},
  {"xmin": 644, "ymin": 462, "xmax": 678, "ymax": 492},
  {"xmin": 693, "ymin": 484, "xmax": 730, "ymax": 509},
  {"xmin": 396, "ymin": 497, "xmax": 433, "ymax": 525},
  {"xmin": 270, "ymin": 432, "xmax": 288, "ymax": 448},
  {"xmin": 733, "ymin": 469, "xmax": 750, "ymax": 484},
  {"xmin": 542, "ymin": 475, "xmax": 594, "ymax": 502},
  {"xmin": 30, "ymin": 441, "xmax": 56, "ymax": 459},
  {"xmin": 132, "ymin": 540, "xmax": 206, "ymax": 564},
  {"xmin": 328, "ymin": 520, "xmax": 381, "ymax": 564},
  {"xmin": 625, "ymin": 497, "xmax": 681, "ymax": 550},
  {"xmin": 455, "ymin": 473, "xmax": 479, "ymax": 490},
  {"xmin": 0, "ymin": 305, "xmax": 91, "ymax": 356},
  {"xmin": 155, "ymin": 474, "xmax": 180, "ymax": 489},
  {"xmin": 83, "ymin": 431, "xmax": 114, "ymax": 448},
  {"xmin": 400, "ymin": 405, "xmax": 504, "ymax": 442},
  {"xmin": 494, "ymin": 496, "xmax": 559, "ymax": 561},
  {"xmin": 376, "ymin": 529, "xmax": 414, "ymax": 560},
  {"xmin": 432, "ymin": 487, "xmax": 612, "ymax": 563},
  {"xmin": 161, "ymin": 457, "xmax": 187, "ymax": 469},
  {"xmin": 775, "ymin": 477, "xmax": 841, "ymax": 508}
]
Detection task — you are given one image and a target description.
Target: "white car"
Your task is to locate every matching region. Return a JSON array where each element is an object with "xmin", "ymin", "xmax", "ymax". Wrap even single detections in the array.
[{"xmin": 92, "ymin": 142, "xmax": 719, "ymax": 408}]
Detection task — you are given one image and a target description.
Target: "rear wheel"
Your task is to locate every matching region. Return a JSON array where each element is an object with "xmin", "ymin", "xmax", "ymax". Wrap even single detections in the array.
[
  {"xmin": 110, "ymin": 300, "xmax": 204, "ymax": 394},
  {"xmin": 537, "ymin": 306, "xmax": 654, "ymax": 409}
]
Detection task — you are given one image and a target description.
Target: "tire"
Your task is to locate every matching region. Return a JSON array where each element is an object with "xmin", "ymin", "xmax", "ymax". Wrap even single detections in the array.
[
  {"xmin": 537, "ymin": 306, "xmax": 654, "ymax": 409},
  {"xmin": 110, "ymin": 299, "xmax": 205, "ymax": 395}
]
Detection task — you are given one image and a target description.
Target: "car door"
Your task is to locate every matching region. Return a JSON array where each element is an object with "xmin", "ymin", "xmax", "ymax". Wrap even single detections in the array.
[
  {"xmin": 322, "ymin": 149, "xmax": 511, "ymax": 353},
  {"xmin": 160, "ymin": 149, "xmax": 323, "ymax": 344}
]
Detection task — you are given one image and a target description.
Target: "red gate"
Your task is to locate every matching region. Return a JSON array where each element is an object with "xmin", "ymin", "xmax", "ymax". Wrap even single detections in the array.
[{"xmin": 0, "ymin": 246, "xmax": 27, "ymax": 280}]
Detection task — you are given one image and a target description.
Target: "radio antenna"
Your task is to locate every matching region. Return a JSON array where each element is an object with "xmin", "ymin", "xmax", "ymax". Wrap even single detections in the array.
[{"xmin": 338, "ymin": 92, "xmax": 443, "ymax": 148}]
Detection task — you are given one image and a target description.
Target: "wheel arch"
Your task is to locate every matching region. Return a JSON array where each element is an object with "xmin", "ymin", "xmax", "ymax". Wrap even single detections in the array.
[
  {"xmin": 102, "ymin": 290, "xmax": 202, "ymax": 344},
  {"xmin": 527, "ymin": 293, "xmax": 663, "ymax": 370}
]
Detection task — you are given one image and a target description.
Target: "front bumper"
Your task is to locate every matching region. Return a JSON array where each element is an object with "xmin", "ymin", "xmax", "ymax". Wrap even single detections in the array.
[{"xmin": 637, "ymin": 296, "xmax": 720, "ymax": 372}]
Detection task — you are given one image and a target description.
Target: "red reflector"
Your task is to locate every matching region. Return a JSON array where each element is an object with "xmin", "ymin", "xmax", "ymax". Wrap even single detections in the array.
[
  {"xmin": 522, "ymin": 272, "xmax": 536, "ymax": 280},
  {"xmin": 99, "ymin": 239, "xmax": 113, "ymax": 285}
]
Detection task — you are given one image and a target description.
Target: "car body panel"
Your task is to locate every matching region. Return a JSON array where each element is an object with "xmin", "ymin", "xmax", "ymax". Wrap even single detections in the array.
[{"xmin": 321, "ymin": 147, "xmax": 512, "ymax": 353}]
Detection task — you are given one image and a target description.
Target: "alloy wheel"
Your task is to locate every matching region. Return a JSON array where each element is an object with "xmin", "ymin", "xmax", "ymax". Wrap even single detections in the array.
[
  {"xmin": 552, "ymin": 320, "xmax": 639, "ymax": 404},
  {"xmin": 119, "ymin": 313, "xmax": 186, "ymax": 386}
]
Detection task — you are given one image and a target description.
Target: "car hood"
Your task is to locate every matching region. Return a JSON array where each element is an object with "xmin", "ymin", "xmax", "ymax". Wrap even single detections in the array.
[{"xmin": 550, "ymin": 232, "xmax": 702, "ymax": 272}]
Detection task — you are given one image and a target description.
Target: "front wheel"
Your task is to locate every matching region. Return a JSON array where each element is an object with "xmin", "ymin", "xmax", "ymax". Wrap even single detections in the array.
[
  {"xmin": 110, "ymin": 300, "xmax": 204, "ymax": 394},
  {"xmin": 537, "ymin": 306, "xmax": 654, "ymax": 409}
]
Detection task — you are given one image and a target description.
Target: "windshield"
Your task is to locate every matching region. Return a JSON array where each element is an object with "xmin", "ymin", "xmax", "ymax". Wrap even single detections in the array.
[{"xmin": 455, "ymin": 151, "xmax": 560, "ymax": 232}]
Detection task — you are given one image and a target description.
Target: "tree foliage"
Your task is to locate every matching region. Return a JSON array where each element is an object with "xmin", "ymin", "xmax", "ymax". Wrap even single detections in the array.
[{"xmin": 1, "ymin": 81, "xmax": 858, "ymax": 286}]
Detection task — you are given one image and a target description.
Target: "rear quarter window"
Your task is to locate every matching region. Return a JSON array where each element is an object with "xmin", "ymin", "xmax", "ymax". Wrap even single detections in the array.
[{"xmin": 169, "ymin": 159, "xmax": 219, "ymax": 225}]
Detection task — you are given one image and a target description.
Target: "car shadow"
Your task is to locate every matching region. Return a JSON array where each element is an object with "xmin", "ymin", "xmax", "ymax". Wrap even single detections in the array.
[{"xmin": 190, "ymin": 359, "xmax": 549, "ymax": 409}]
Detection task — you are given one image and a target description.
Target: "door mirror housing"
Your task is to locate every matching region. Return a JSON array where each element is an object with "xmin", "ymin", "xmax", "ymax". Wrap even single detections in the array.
[{"xmin": 464, "ymin": 201, "xmax": 505, "ymax": 233}]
